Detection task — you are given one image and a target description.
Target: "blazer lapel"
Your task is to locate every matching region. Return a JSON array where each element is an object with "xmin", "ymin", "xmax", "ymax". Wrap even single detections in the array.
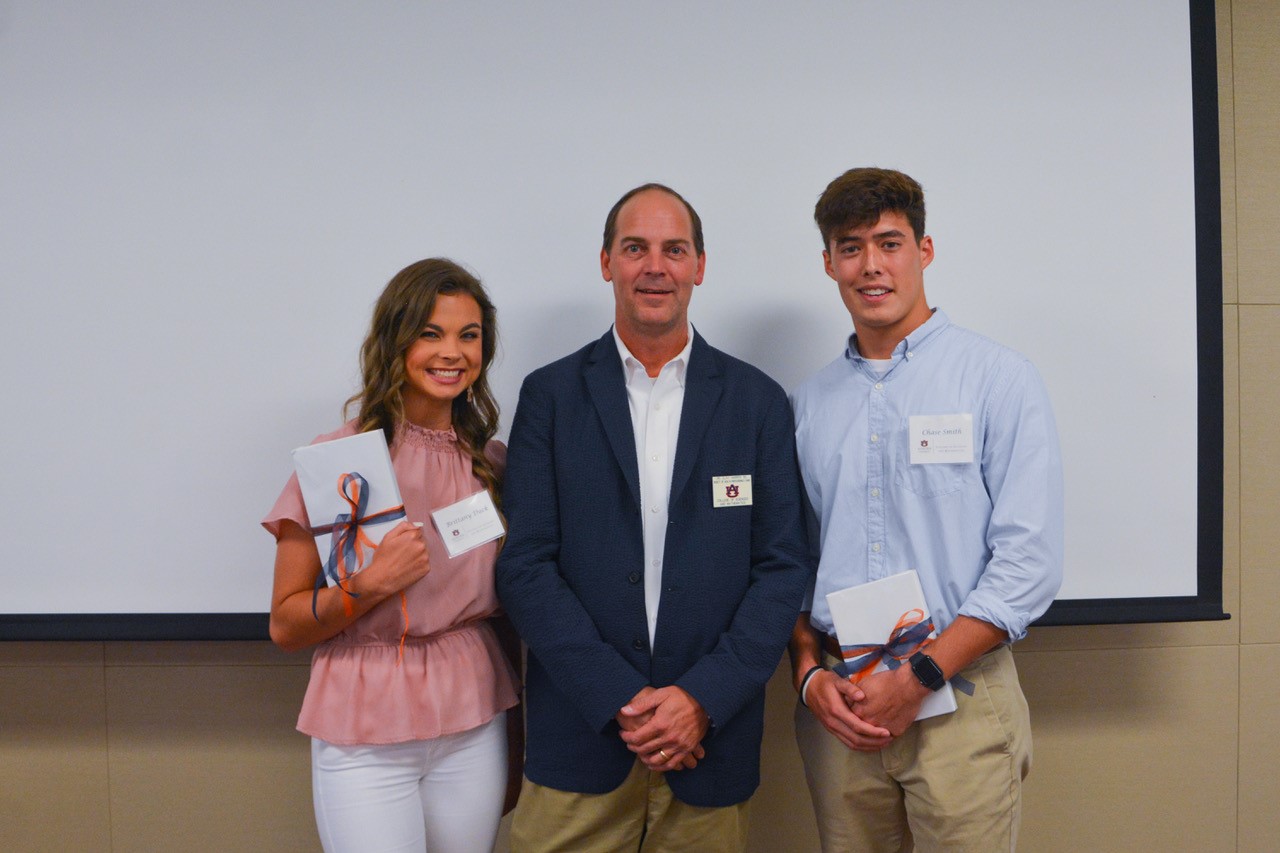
[
  {"xmin": 669, "ymin": 332, "xmax": 723, "ymax": 506},
  {"xmin": 584, "ymin": 331, "xmax": 642, "ymax": 510}
]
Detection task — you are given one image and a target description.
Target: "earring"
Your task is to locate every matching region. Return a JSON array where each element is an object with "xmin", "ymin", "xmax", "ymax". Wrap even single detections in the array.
[{"xmin": 466, "ymin": 386, "xmax": 474, "ymax": 404}]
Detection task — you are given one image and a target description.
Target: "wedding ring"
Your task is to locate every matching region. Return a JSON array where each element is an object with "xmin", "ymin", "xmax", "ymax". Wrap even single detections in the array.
[{"xmin": 659, "ymin": 749, "xmax": 671, "ymax": 760}]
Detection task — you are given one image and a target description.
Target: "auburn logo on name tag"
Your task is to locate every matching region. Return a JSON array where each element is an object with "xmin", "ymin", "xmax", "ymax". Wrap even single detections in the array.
[{"xmin": 712, "ymin": 475, "xmax": 753, "ymax": 507}]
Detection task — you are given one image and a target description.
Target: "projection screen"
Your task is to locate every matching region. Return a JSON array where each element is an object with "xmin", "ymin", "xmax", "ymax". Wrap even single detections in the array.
[{"xmin": 0, "ymin": 0, "xmax": 1224, "ymax": 638}]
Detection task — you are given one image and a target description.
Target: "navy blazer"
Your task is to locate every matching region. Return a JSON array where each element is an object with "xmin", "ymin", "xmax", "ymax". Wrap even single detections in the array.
[{"xmin": 496, "ymin": 330, "xmax": 811, "ymax": 807}]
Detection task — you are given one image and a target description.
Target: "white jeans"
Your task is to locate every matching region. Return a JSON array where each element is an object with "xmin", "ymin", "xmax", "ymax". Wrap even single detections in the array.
[{"xmin": 311, "ymin": 714, "xmax": 507, "ymax": 853}]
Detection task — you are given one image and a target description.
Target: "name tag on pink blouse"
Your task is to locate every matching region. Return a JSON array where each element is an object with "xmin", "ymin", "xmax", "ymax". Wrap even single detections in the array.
[{"xmin": 431, "ymin": 490, "xmax": 505, "ymax": 558}]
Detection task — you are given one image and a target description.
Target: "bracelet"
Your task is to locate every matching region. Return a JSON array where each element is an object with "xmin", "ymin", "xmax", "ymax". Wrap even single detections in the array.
[{"xmin": 798, "ymin": 665, "xmax": 825, "ymax": 708}]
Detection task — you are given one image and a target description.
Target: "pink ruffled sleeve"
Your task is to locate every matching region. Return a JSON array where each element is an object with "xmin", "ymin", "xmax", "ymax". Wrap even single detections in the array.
[
  {"xmin": 261, "ymin": 472, "xmax": 309, "ymax": 541},
  {"xmin": 261, "ymin": 423, "xmax": 356, "ymax": 540}
]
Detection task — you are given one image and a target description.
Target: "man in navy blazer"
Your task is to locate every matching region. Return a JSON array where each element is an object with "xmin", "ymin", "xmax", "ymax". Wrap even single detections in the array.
[{"xmin": 496, "ymin": 183, "xmax": 811, "ymax": 852}]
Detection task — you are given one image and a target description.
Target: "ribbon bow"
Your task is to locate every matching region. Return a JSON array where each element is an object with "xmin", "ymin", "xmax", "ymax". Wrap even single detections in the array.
[
  {"xmin": 310, "ymin": 471, "xmax": 406, "ymax": 619},
  {"xmin": 834, "ymin": 608, "xmax": 935, "ymax": 683}
]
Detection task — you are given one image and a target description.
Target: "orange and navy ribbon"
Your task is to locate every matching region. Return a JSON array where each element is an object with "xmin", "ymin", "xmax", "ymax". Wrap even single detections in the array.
[
  {"xmin": 835, "ymin": 608, "xmax": 976, "ymax": 696},
  {"xmin": 309, "ymin": 471, "xmax": 406, "ymax": 620},
  {"xmin": 835, "ymin": 608, "xmax": 935, "ymax": 683}
]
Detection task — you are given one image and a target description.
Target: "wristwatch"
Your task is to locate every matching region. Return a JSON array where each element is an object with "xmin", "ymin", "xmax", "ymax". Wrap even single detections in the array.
[{"xmin": 909, "ymin": 652, "xmax": 946, "ymax": 692}]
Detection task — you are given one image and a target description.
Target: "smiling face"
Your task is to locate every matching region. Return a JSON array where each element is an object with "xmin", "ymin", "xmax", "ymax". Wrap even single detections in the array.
[
  {"xmin": 400, "ymin": 292, "xmax": 484, "ymax": 429},
  {"xmin": 824, "ymin": 210, "xmax": 934, "ymax": 358},
  {"xmin": 601, "ymin": 188, "xmax": 705, "ymax": 353}
]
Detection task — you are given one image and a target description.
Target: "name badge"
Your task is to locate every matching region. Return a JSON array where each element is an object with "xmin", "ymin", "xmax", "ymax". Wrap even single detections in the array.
[
  {"xmin": 712, "ymin": 475, "xmax": 753, "ymax": 508},
  {"xmin": 431, "ymin": 489, "xmax": 506, "ymax": 558},
  {"xmin": 909, "ymin": 414, "xmax": 974, "ymax": 465}
]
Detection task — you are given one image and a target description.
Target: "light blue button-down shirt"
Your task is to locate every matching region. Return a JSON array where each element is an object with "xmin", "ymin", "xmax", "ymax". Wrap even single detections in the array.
[{"xmin": 791, "ymin": 310, "xmax": 1064, "ymax": 642}]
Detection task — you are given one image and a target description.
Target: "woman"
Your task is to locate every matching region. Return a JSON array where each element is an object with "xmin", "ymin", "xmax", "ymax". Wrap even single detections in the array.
[{"xmin": 263, "ymin": 258, "xmax": 520, "ymax": 853}]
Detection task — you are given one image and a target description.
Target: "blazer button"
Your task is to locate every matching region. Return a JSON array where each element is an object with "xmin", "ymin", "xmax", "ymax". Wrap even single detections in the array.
[
  {"xmin": 632, "ymin": 638, "xmax": 645, "ymax": 651},
  {"xmin": 628, "ymin": 571, "xmax": 640, "ymax": 584}
]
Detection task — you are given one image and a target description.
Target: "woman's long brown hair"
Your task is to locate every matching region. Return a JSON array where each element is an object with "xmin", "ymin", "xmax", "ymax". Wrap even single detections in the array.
[{"xmin": 344, "ymin": 258, "xmax": 502, "ymax": 504}]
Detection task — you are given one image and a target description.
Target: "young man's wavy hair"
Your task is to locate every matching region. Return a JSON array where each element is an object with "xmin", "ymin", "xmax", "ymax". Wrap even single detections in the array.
[{"xmin": 814, "ymin": 167, "xmax": 927, "ymax": 248}]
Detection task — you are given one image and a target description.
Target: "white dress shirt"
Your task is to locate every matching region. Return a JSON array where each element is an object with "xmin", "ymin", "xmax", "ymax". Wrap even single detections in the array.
[{"xmin": 613, "ymin": 325, "xmax": 693, "ymax": 646}]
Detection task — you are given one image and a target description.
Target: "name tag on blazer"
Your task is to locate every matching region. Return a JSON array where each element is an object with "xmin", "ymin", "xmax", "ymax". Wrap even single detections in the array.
[{"xmin": 712, "ymin": 475, "xmax": 753, "ymax": 507}]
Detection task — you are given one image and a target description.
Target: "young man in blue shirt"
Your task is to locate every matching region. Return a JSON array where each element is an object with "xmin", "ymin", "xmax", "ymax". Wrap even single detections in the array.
[{"xmin": 789, "ymin": 167, "xmax": 1064, "ymax": 852}]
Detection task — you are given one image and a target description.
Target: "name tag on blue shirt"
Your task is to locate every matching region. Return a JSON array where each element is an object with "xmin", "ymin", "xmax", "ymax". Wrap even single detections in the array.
[{"xmin": 909, "ymin": 414, "xmax": 974, "ymax": 464}]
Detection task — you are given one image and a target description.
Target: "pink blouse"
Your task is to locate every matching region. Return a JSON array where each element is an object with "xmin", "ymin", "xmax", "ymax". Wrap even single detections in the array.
[{"xmin": 262, "ymin": 420, "xmax": 520, "ymax": 745}]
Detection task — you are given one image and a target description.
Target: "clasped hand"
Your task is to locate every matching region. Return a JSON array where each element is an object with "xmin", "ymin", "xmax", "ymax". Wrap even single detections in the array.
[
  {"xmin": 850, "ymin": 664, "xmax": 931, "ymax": 737},
  {"xmin": 805, "ymin": 668, "xmax": 899, "ymax": 752},
  {"xmin": 616, "ymin": 686, "xmax": 708, "ymax": 772}
]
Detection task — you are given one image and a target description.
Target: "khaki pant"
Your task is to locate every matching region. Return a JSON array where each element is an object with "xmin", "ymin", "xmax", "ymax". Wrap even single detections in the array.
[
  {"xmin": 795, "ymin": 645, "xmax": 1032, "ymax": 853},
  {"xmin": 510, "ymin": 758, "xmax": 750, "ymax": 853}
]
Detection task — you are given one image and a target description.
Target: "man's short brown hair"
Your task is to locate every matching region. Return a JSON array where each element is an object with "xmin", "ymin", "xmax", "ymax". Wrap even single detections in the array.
[
  {"xmin": 814, "ymin": 168, "xmax": 926, "ymax": 248},
  {"xmin": 602, "ymin": 183, "xmax": 705, "ymax": 257}
]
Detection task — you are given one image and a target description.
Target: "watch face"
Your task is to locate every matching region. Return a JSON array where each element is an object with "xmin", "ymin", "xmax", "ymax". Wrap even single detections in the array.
[{"xmin": 910, "ymin": 652, "xmax": 945, "ymax": 690}]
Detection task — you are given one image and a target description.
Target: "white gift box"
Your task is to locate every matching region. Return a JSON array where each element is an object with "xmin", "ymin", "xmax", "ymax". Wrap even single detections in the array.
[
  {"xmin": 292, "ymin": 430, "xmax": 406, "ymax": 587},
  {"xmin": 825, "ymin": 570, "xmax": 957, "ymax": 721}
]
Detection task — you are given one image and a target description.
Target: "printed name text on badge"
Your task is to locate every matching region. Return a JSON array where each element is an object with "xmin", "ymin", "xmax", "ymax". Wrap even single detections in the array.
[
  {"xmin": 431, "ymin": 490, "xmax": 505, "ymax": 558},
  {"xmin": 908, "ymin": 414, "xmax": 974, "ymax": 465}
]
